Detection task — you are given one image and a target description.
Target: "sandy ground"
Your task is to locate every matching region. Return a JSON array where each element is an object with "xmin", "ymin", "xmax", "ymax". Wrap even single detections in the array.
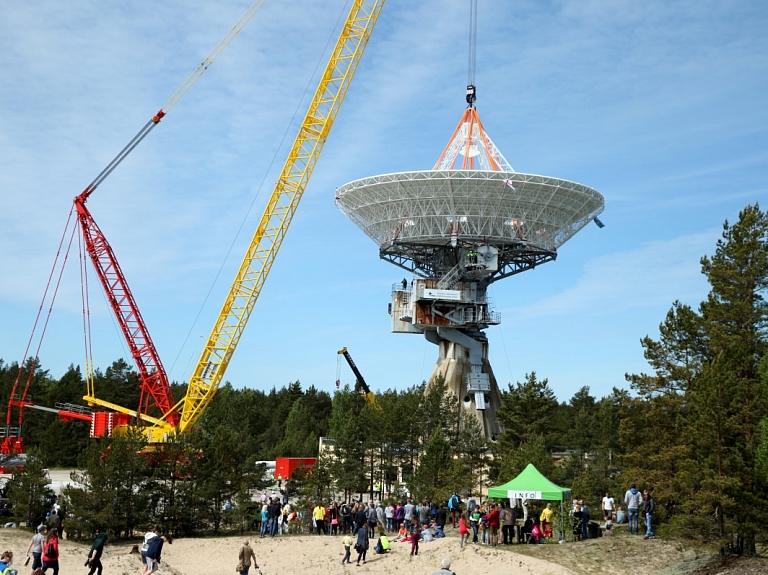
[{"xmin": 0, "ymin": 529, "xmax": 575, "ymax": 575}]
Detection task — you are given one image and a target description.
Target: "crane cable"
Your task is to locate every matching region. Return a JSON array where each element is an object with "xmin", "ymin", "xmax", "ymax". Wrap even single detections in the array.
[
  {"xmin": 77, "ymin": 217, "xmax": 97, "ymax": 398},
  {"xmin": 82, "ymin": 0, "xmax": 268, "ymax": 199},
  {"xmin": 5, "ymin": 0, "xmax": 269, "ymax": 440},
  {"xmin": 466, "ymin": 0, "xmax": 477, "ymax": 108},
  {"xmin": 467, "ymin": 0, "xmax": 477, "ymax": 87},
  {"xmin": 5, "ymin": 208, "xmax": 79, "ymax": 432}
]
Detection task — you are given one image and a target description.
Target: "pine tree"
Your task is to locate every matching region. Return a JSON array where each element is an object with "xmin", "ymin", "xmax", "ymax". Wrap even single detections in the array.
[{"xmin": 623, "ymin": 203, "xmax": 768, "ymax": 552}]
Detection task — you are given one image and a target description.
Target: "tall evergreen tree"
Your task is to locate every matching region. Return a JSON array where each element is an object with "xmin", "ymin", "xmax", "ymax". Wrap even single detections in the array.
[{"xmin": 623, "ymin": 203, "xmax": 768, "ymax": 553}]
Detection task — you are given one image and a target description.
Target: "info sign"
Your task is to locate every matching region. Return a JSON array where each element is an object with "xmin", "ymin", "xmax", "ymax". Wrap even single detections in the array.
[{"xmin": 508, "ymin": 490, "xmax": 541, "ymax": 500}]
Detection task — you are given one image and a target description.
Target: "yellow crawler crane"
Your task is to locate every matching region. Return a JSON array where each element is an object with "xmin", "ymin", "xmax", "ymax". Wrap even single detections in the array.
[{"xmin": 160, "ymin": 0, "xmax": 386, "ymax": 436}]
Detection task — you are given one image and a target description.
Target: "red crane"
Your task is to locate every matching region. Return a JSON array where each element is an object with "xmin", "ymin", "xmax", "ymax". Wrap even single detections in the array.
[
  {"xmin": 74, "ymin": 189, "xmax": 179, "ymax": 428},
  {"xmin": 1, "ymin": 0, "xmax": 270, "ymax": 452}
]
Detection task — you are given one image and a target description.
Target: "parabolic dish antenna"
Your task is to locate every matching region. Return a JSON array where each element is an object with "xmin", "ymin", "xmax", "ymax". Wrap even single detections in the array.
[
  {"xmin": 336, "ymin": 169, "xmax": 604, "ymax": 281},
  {"xmin": 334, "ymin": 88, "xmax": 604, "ymax": 439}
]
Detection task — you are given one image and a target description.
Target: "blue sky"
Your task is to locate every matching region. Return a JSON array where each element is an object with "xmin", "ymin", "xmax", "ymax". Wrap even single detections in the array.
[{"xmin": 1, "ymin": 0, "xmax": 766, "ymax": 404}]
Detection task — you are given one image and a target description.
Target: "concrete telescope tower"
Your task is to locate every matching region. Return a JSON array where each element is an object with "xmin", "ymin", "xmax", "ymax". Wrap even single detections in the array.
[{"xmin": 335, "ymin": 6, "xmax": 604, "ymax": 439}]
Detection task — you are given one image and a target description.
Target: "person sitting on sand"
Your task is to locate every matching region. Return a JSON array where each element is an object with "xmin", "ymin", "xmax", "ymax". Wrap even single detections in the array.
[
  {"xmin": 396, "ymin": 523, "xmax": 409, "ymax": 542},
  {"xmin": 374, "ymin": 534, "xmax": 390, "ymax": 554}
]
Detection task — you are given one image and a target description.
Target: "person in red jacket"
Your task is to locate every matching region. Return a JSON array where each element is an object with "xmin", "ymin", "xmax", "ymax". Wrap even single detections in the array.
[
  {"xmin": 486, "ymin": 503, "xmax": 500, "ymax": 547},
  {"xmin": 41, "ymin": 527, "xmax": 59, "ymax": 575}
]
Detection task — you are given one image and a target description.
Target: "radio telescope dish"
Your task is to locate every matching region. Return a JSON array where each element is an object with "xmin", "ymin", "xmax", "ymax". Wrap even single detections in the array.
[
  {"xmin": 334, "ymin": 103, "xmax": 604, "ymax": 440},
  {"xmin": 335, "ymin": 169, "xmax": 603, "ymax": 281}
]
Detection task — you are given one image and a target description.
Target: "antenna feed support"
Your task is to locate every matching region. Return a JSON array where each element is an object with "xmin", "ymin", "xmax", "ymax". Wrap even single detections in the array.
[{"xmin": 466, "ymin": 85, "xmax": 476, "ymax": 107}]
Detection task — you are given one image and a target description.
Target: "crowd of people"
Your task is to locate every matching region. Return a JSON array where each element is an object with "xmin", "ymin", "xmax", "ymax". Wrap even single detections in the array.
[
  {"xmin": 252, "ymin": 484, "xmax": 660, "ymax": 550},
  {"xmin": 0, "ymin": 483, "xmax": 657, "ymax": 575}
]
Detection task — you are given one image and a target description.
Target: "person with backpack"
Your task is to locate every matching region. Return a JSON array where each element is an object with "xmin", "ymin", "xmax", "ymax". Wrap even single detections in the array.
[
  {"xmin": 447, "ymin": 493, "xmax": 461, "ymax": 528},
  {"xmin": 643, "ymin": 490, "xmax": 656, "ymax": 539},
  {"xmin": 339, "ymin": 501, "xmax": 351, "ymax": 535},
  {"xmin": 41, "ymin": 528, "xmax": 58, "ymax": 575}
]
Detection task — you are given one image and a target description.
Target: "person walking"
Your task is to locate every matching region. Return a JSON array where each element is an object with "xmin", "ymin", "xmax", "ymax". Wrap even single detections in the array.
[
  {"xmin": 601, "ymin": 491, "xmax": 615, "ymax": 521},
  {"xmin": 624, "ymin": 484, "xmax": 643, "ymax": 535},
  {"xmin": 41, "ymin": 527, "xmax": 59, "ymax": 575},
  {"xmin": 643, "ymin": 490, "xmax": 656, "ymax": 539},
  {"xmin": 409, "ymin": 520, "xmax": 420, "ymax": 556},
  {"xmin": 25, "ymin": 524, "xmax": 45, "ymax": 574},
  {"xmin": 144, "ymin": 533, "xmax": 171, "ymax": 574},
  {"xmin": 458, "ymin": 512, "xmax": 469, "ymax": 549},
  {"xmin": 86, "ymin": 532, "xmax": 107, "ymax": 575},
  {"xmin": 237, "ymin": 539, "xmax": 258, "ymax": 575},
  {"xmin": 341, "ymin": 533, "xmax": 352, "ymax": 564},
  {"xmin": 355, "ymin": 524, "xmax": 369, "ymax": 565}
]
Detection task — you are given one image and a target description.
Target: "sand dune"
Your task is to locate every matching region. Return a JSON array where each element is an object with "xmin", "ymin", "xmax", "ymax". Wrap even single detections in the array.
[{"xmin": 0, "ymin": 530, "xmax": 574, "ymax": 575}]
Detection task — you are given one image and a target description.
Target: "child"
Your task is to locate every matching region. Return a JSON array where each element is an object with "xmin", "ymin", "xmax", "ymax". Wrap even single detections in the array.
[
  {"xmin": 341, "ymin": 533, "xmax": 352, "ymax": 564},
  {"xmin": 459, "ymin": 512, "xmax": 469, "ymax": 549},
  {"xmin": 410, "ymin": 522, "xmax": 420, "ymax": 556},
  {"xmin": 396, "ymin": 523, "xmax": 409, "ymax": 542},
  {"xmin": 420, "ymin": 524, "xmax": 433, "ymax": 543},
  {"xmin": 470, "ymin": 507, "xmax": 481, "ymax": 543}
]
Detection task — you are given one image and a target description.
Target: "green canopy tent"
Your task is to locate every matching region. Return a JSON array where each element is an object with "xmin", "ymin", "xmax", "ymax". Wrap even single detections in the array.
[
  {"xmin": 488, "ymin": 463, "xmax": 571, "ymax": 501},
  {"xmin": 488, "ymin": 463, "xmax": 572, "ymax": 542}
]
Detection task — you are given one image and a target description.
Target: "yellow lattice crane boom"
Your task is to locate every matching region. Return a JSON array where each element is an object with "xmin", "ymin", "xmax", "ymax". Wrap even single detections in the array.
[{"xmin": 169, "ymin": 0, "xmax": 386, "ymax": 435}]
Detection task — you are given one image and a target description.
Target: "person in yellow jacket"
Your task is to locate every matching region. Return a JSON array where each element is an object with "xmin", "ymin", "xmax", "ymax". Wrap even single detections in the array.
[
  {"xmin": 539, "ymin": 503, "xmax": 554, "ymax": 539},
  {"xmin": 313, "ymin": 502, "xmax": 327, "ymax": 535}
]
